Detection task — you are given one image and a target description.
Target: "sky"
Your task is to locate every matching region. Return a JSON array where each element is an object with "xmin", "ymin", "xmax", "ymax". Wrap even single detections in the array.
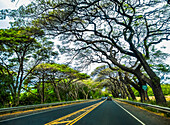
[
  {"xmin": 0, "ymin": 0, "xmax": 104, "ymax": 74},
  {"xmin": 0, "ymin": 0, "xmax": 31, "ymax": 28},
  {"xmin": 0, "ymin": 0, "xmax": 169, "ymax": 77}
]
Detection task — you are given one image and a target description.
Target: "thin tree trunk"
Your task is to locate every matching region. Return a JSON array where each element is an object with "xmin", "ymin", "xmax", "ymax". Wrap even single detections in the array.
[
  {"xmin": 126, "ymin": 84, "xmax": 136, "ymax": 100},
  {"xmin": 112, "ymin": 84, "xmax": 119, "ymax": 97},
  {"xmin": 53, "ymin": 83, "xmax": 61, "ymax": 101},
  {"xmin": 42, "ymin": 73, "xmax": 45, "ymax": 103},
  {"xmin": 85, "ymin": 94, "xmax": 88, "ymax": 99}
]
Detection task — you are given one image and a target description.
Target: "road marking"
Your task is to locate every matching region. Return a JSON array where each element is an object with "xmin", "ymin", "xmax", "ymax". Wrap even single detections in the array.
[
  {"xmin": 45, "ymin": 100, "xmax": 105, "ymax": 125},
  {"xmin": 45, "ymin": 103, "xmax": 97, "ymax": 124},
  {"xmin": 52, "ymin": 120, "xmax": 72, "ymax": 124},
  {"xmin": 113, "ymin": 100, "xmax": 145, "ymax": 125},
  {"xmin": 0, "ymin": 100, "xmax": 97, "ymax": 123},
  {"xmin": 67, "ymin": 101, "xmax": 104, "ymax": 125}
]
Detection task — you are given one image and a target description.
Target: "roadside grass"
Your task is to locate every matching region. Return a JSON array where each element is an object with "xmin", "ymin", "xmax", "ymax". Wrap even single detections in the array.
[
  {"xmin": 115, "ymin": 96, "xmax": 170, "ymax": 117},
  {"xmin": 136, "ymin": 96, "xmax": 170, "ymax": 102},
  {"xmin": 135, "ymin": 96, "xmax": 170, "ymax": 107}
]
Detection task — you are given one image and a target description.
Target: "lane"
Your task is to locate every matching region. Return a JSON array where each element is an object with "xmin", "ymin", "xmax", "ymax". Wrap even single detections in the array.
[
  {"xmin": 0, "ymin": 100, "xmax": 101, "ymax": 125},
  {"xmin": 74, "ymin": 100, "xmax": 144, "ymax": 125},
  {"xmin": 1, "ymin": 99, "xmax": 169, "ymax": 125},
  {"xmin": 45, "ymin": 100, "xmax": 105, "ymax": 125}
]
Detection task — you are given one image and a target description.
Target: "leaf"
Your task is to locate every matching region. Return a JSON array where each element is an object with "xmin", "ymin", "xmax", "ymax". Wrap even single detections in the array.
[{"xmin": 136, "ymin": 15, "xmax": 143, "ymax": 19}]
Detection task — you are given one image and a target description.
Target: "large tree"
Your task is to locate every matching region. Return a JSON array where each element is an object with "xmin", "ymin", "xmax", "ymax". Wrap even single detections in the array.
[
  {"xmin": 21, "ymin": 0, "xmax": 169, "ymax": 104},
  {"xmin": 0, "ymin": 27, "xmax": 58, "ymax": 106}
]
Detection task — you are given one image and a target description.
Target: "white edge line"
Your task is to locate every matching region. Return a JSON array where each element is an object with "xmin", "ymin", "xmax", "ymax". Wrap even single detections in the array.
[
  {"xmin": 113, "ymin": 100, "xmax": 145, "ymax": 125},
  {"xmin": 0, "ymin": 100, "xmax": 98, "ymax": 123}
]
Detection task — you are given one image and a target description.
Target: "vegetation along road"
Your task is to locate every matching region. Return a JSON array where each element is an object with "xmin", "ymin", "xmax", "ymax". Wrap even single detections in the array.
[
  {"xmin": 0, "ymin": 99, "xmax": 169, "ymax": 125},
  {"xmin": 0, "ymin": 0, "xmax": 170, "ymax": 125}
]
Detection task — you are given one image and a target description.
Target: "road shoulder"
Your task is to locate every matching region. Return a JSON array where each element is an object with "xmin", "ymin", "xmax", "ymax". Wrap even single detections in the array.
[
  {"xmin": 0, "ymin": 100, "xmax": 98, "ymax": 122},
  {"xmin": 113, "ymin": 99, "xmax": 170, "ymax": 125}
]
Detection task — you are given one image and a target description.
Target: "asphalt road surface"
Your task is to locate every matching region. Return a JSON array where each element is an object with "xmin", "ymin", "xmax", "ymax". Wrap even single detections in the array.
[{"xmin": 0, "ymin": 100, "xmax": 169, "ymax": 125}]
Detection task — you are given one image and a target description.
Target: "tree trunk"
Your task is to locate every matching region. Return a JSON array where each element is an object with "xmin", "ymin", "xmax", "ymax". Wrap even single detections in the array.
[
  {"xmin": 138, "ymin": 73, "xmax": 166, "ymax": 105},
  {"xmin": 118, "ymin": 72, "xmax": 136, "ymax": 100},
  {"xmin": 36, "ymin": 80, "xmax": 44, "ymax": 104},
  {"xmin": 42, "ymin": 73, "xmax": 45, "ymax": 103},
  {"xmin": 132, "ymin": 48, "xmax": 166, "ymax": 104},
  {"xmin": 110, "ymin": 86, "xmax": 118, "ymax": 98},
  {"xmin": 126, "ymin": 84, "xmax": 136, "ymax": 100},
  {"xmin": 53, "ymin": 83, "xmax": 61, "ymax": 101},
  {"xmin": 16, "ymin": 91, "xmax": 20, "ymax": 106},
  {"xmin": 139, "ymin": 89, "xmax": 145, "ymax": 102},
  {"xmin": 122, "ymin": 83, "xmax": 131, "ymax": 99},
  {"xmin": 113, "ymin": 84, "xmax": 119, "ymax": 97},
  {"xmin": 150, "ymin": 83, "xmax": 166, "ymax": 105},
  {"xmin": 85, "ymin": 94, "xmax": 88, "ymax": 100},
  {"xmin": 109, "ymin": 51, "xmax": 166, "ymax": 104},
  {"xmin": 117, "ymin": 82, "xmax": 126, "ymax": 99},
  {"xmin": 74, "ymin": 91, "xmax": 78, "ymax": 100},
  {"xmin": 11, "ymin": 90, "xmax": 17, "ymax": 106}
]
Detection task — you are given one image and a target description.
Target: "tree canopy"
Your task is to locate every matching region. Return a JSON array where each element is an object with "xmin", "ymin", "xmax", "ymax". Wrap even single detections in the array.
[
  {"xmin": 0, "ymin": 27, "xmax": 58, "ymax": 106},
  {"xmin": 19, "ymin": 0, "xmax": 170, "ymax": 104},
  {"xmin": 0, "ymin": 0, "xmax": 169, "ymax": 106}
]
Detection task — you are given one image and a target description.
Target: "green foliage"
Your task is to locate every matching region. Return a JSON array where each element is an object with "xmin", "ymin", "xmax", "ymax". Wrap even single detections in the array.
[
  {"xmin": 161, "ymin": 84, "xmax": 170, "ymax": 95},
  {"xmin": 0, "ymin": 82, "xmax": 11, "ymax": 107},
  {"xmin": 0, "ymin": 66, "xmax": 12, "ymax": 107},
  {"xmin": 19, "ymin": 93, "xmax": 40, "ymax": 105},
  {"xmin": 132, "ymin": 84, "xmax": 170, "ymax": 97},
  {"xmin": 131, "ymin": 87, "xmax": 140, "ymax": 97},
  {"xmin": 0, "ymin": 27, "xmax": 57, "ymax": 106},
  {"xmin": 155, "ymin": 64, "xmax": 170, "ymax": 72},
  {"xmin": 136, "ymin": 15, "xmax": 143, "ymax": 19},
  {"xmin": 34, "ymin": 63, "xmax": 89, "ymax": 80},
  {"xmin": 147, "ymin": 87, "xmax": 154, "ymax": 96},
  {"xmin": 0, "ymin": 27, "xmax": 44, "ymax": 43}
]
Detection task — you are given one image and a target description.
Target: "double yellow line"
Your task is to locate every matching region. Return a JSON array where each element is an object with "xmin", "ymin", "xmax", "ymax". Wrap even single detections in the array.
[{"xmin": 45, "ymin": 100, "xmax": 105, "ymax": 125}]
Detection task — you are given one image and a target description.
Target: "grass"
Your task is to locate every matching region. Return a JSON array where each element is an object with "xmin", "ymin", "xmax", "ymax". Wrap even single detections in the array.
[
  {"xmin": 135, "ymin": 96, "xmax": 170, "ymax": 108},
  {"xmin": 116, "ymin": 96, "xmax": 170, "ymax": 117},
  {"xmin": 136, "ymin": 96, "xmax": 170, "ymax": 102}
]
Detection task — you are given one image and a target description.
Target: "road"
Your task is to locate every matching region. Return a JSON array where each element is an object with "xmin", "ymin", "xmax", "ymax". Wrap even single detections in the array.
[{"xmin": 0, "ymin": 100, "xmax": 169, "ymax": 125}]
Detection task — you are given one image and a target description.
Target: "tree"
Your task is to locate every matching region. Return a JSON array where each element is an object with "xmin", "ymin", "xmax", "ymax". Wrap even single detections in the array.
[
  {"xmin": 91, "ymin": 65, "xmax": 136, "ymax": 100},
  {"xmin": 31, "ymin": 63, "xmax": 90, "ymax": 102},
  {"xmin": 0, "ymin": 27, "xmax": 58, "ymax": 106},
  {"xmin": 21, "ymin": 0, "xmax": 170, "ymax": 104},
  {"xmin": 77, "ymin": 79, "xmax": 99, "ymax": 99},
  {"xmin": 0, "ymin": 66, "xmax": 11, "ymax": 107}
]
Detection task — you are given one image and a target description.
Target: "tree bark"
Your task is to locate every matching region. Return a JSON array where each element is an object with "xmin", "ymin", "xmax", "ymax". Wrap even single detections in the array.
[
  {"xmin": 126, "ymin": 84, "xmax": 136, "ymax": 100},
  {"xmin": 131, "ymin": 46, "xmax": 166, "ymax": 104},
  {"xmin": 42, "ymin": 73, "xmax": 45, "ymax": 103},
  {"xmin": 150, "ymin": 83, "xmax": 166, "ymax": 105},
  {"xmin": 53, "ymin": 83, "xmax": 61, "ymax": 101},
  {"xmin": 118, "ymin": 72, "xmax": 136, "ymax": 100},
  {"xmin": 109, "ymin": 53, "xmax": 166, "ymax": 104},
  {"xmin": 121, "ymin": 82, "xmax": 130, "ymax": 99}
]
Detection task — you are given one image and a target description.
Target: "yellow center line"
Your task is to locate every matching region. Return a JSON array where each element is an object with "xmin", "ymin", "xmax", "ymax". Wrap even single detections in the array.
[
  {"xmin": 45, "ymin": 104, "xmax": 96, "ymax": 124},
  {"xmin": 67, "ymin": 101, "xmax": 105, "ymax": 125},
  {"xmin": 45, "ymin": 100, "xmax": 105, "ymax": 125},
  {"xmin": 51, "ymin": 120, "xmax": 72, "ymax": 124}
]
